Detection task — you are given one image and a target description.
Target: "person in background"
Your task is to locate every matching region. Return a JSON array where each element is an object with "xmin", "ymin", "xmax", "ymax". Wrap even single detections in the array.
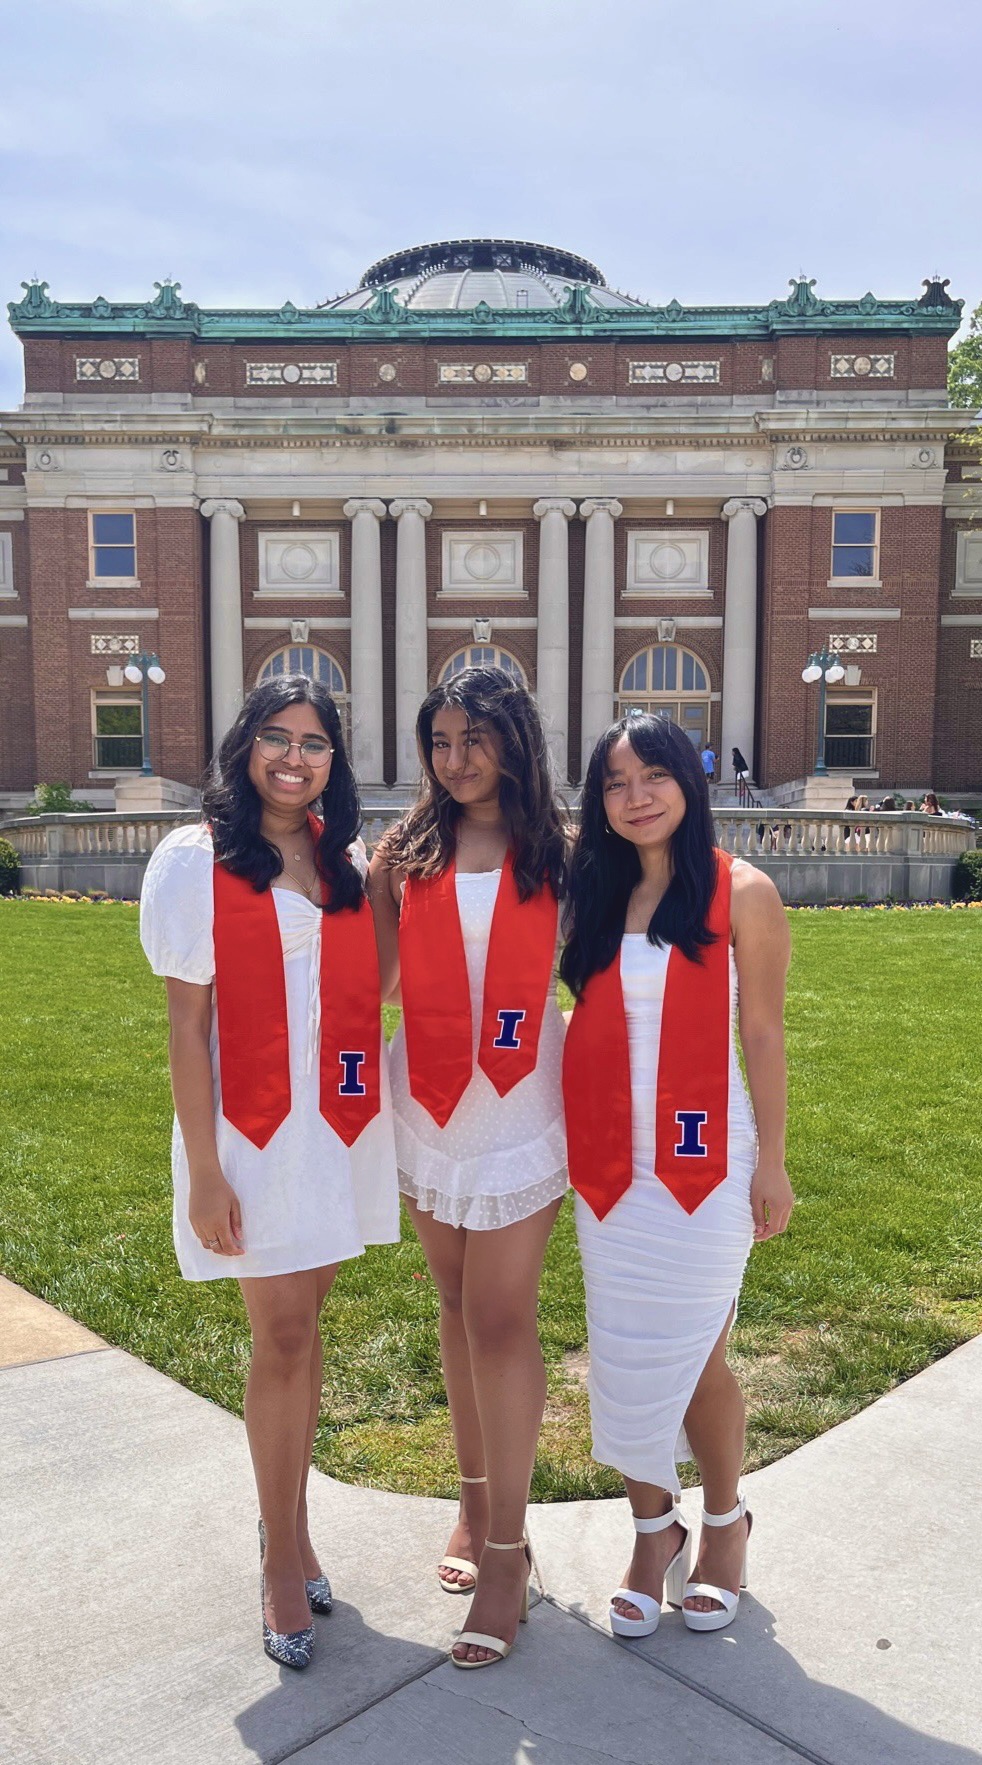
[
  {"xmin": 700, "ymin": 745, "xmax": 716, "ymax": 784},
  {"xmin": 902, "ymin": 800, "xmax": 916, "ymax": 812},
  {"xmin": 876, "ymin": 795, "xmax": 899, "ymax": 812},
  {"xmin": 731, "ymin": 747, "xmax": 750, "ymax": 785},
  {"xmin": 920, "ymin": 792, "xmax": 944, "ymax": 816}
]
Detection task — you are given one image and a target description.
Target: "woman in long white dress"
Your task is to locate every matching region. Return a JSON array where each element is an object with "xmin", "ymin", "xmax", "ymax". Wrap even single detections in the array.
[
  {"xmin": 561, "ymin": 713, "xmax": 793, "ymax": 1638},
  {"xmin": 140, "ymin": 676, "xmax": 399, "ymax": 1669},
  {"xmin": 370, "ymin": 667, "xmax": 568, "ymax": 1670}
]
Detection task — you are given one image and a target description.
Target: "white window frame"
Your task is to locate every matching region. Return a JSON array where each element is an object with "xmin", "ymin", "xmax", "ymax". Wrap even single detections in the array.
[
  {"xmin": 0, "ymin": 532, "xmax": 14, "ymax": 597},
  {"xmin": 90, "ymin": 690, "xmax": 143, "ymax": 774},
  {"xmin": 437, "ymin": 645, "xmax": 528, "ymax": 687},
  {"xmin": 823, "ymin": 688, "xmax": 878, "ymax": 771},
  {"xmin": 87, "ymin": 510, "xmax": 139, "ymax": 588},
  {"xmin": 829, "ymin": 508, "xmax": 880, "ymax": 589}
]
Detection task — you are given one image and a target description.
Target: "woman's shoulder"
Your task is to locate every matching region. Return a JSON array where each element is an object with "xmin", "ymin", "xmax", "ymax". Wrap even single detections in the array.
[{"xmin": 144, "ymin": 820, "xmax": 214, "ymax": 876}]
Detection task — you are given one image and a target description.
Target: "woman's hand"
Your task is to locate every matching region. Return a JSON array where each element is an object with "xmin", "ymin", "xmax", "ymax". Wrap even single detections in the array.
[
  {"xmin": 750, "ymin": 1161, "xmax": 794, "ymax": 1242},
  {"xmin": 189, "ymin": 1167, "xmax": 244, "ymax": 1257}
]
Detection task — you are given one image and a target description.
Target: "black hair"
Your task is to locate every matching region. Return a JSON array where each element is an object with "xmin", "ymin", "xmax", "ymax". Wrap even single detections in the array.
[
  {"xmin": 560, "ymin": 713, "xmax": 719, "ymax": 997},
  {"xmin": 200, "ymin": 673, "xmax": 363, "ymax": 912},
  {"xmin": 382, "ymin": 666, "xmax": 568, "ymax": 901}
]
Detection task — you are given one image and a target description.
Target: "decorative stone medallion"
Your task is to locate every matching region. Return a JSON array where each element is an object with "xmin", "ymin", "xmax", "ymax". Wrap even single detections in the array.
[
  {"xmin": 568, "ymin": 361, "xmax": 588, "ymax": 381},
  {"xmin": 829, "ymin": 353, "xmax": 895, "ymax": 378},
  {"xmin": 377, "ymin": 363, "xmax": 397, "ymax": 382},
  {"xmin": 76, "ymin": 357, "xmax": 141, "ymax": 382}
]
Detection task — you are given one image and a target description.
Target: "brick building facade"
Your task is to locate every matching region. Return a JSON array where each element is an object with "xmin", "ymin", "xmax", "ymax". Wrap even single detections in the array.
[{"xmin": 1, "ymin": 240, "xmax": 977, "ymax": 805}]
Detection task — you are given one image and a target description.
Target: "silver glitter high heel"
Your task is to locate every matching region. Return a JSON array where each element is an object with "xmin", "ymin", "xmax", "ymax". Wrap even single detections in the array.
[
  {"xmin": 258, "ymin": 1523, "xmax": 314, "ymax": 1670},
  {"xmin": 259, "ymin": 1517, "xmax": 333, "ymax": 1616}
]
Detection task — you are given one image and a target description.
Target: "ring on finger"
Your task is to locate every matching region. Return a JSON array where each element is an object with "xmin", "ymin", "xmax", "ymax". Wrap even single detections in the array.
[{"xmin": 206, "ymin": 1237, "xmax": 220, "ymax": 1248}]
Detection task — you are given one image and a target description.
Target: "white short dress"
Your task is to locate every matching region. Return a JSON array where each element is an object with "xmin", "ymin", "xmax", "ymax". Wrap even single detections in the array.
[
  {"xmin": 388, "ymin": 869, "xmax": 568, "ymax": 1231},
  {"xmin": 574, "ymin": 935, "xmax": 756, "ymax": 1494},
  {"xmin": 140, "ymin": 823, "xmax": 400, "ymax": 1281}
]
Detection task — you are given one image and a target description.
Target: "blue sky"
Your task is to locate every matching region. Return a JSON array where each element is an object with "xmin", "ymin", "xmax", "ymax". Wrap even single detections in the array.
[{"xmin": 1, "ymin": 0, "xmax": 978, "ymax": 408}]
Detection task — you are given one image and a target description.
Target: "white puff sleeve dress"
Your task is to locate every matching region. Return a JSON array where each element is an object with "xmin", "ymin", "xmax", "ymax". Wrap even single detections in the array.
[{"xmin": 140, "ymin": 823, "xmax": 400, "ymax": 1281}]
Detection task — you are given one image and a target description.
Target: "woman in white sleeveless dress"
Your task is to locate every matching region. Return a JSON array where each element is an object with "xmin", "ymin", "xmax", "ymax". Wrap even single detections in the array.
[
  {"xmin": 140, "ymin": 676, "xmax": 399, "ymax": 1670},
  {"xmin": 370, "ymin": 667, "xmax": 568, "ymax": 1670},
  {"xmin": 561, "ymin": 713, "xmax": 793, "ymax": 1638}
]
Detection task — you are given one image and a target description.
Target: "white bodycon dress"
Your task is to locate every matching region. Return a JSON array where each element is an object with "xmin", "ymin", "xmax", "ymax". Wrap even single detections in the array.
[{"xmin": 574, "ymin": 933, "xmax": 756, "ymax": 1494}]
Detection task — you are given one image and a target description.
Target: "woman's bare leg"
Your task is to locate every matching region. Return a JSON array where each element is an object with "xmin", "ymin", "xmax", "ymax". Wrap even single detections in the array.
[
  {"xmin": 404, "ymin": 1198, "xmax": 488, "ymax": 1589},
  {"xmin": 681, "ymin": 1307, "xmax": 749, "ymax": 1614},
  {"xmin": 295, "ymin": 1264, "xmax": 339, "ymax": 1580},
  {"xmin": 453, "ymin": 1199, "xmax": 562, "ymax": 1663},
  {"xmin": 239, "ymin": 1269, "xmax": 324, "ymax": 1635}
]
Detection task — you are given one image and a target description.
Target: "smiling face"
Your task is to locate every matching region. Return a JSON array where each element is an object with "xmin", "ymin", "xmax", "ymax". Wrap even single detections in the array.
[
  {"xmin": 602, "ymin": 732, "xmax": 688, "ymax": 850},
  {"xmin": 428, "ymin": 704, "xmax": 503, "ymax": 808},
  {"xmin": 246, "ymin": 699, "xmax": 334, "ymax": 815}
]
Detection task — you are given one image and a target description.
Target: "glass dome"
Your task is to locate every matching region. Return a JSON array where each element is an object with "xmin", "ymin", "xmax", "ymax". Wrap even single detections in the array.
[{"xmin": 322, "ymin": 238, "xmax": 644, "ymax": 313}]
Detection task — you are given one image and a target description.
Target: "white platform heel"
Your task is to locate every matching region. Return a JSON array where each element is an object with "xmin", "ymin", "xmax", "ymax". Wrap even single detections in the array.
[
  {"xmin": 609, "ymin": 1503, "xmax": 692, "ymax": 1638},
  {"xmin": 682, "ymin": 1494, "xmax": 752, "ymax": 1633}
]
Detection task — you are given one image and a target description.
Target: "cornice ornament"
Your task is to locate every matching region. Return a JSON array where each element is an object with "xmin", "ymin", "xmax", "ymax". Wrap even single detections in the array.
[
  {"xmin": 389, "ymin": 498, "xmax": 433, "ymax": 519},
  {"xmin": 200, "ymin": 498, "xmax": 245, "ymax": 520},
  {"xmin": 533, "ymin": 499, "xmax": 576, "ymax": 520},
  {"xmin": 722, "ymin": 498, "xmax": 768, "ymax": 520},
  {"xmin": 10, "ymin": 277, "xmax": 962, "ymax": 343}
]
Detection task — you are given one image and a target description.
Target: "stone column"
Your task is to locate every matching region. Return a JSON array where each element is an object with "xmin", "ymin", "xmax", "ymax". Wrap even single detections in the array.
[
  {"xmin": 720, "ymin": 498, "xmax": 767, "ymax": 780},
  {"xmin": 580, "ymin": 498, "xmax": 622, "ymax": 778},
  {"xmin": 343, "ymin": 498, "xmax": 386, "ymax": 786},
  {"xmin": 533, "ymin": 498, "xmax": 576, "ymax": 781},
  {"xmin": 390, "ymin": 498, "xmax": 432, "ymax": 783},
  {"xmin": 201, "ymin": 498, "xmax": 245, "ymax": 750}
]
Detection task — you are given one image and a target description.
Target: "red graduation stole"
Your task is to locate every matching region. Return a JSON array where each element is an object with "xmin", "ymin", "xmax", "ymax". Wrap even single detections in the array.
[
  {"xmin": 563, "ymin": 849, "xmax": 734, "ymax": 1220},
  {"xmin": 213, "ymin": 814, "xmax": 381, "ymax": 1149},
  {"xmin": 400, "ymin": 853, "xmax": 559, "ymax": 1128}
]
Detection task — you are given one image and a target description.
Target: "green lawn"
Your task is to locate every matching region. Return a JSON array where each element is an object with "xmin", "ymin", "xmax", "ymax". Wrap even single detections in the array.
[{"xmin": 2, "ymin": 900, "xmax": 980, "ymax": 1499}]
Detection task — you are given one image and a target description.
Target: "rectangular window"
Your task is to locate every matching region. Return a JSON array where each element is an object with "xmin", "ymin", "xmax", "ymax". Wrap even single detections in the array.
[
  {"xmin": 824, "ymin": 693, "xmax": 876, "ymax": 769},
  {"xmin": 831, "ymin": 511, "xmax": 878, "ymax": 582},
  {"xmin": 93, "ymin": 697, "xmax": 143, "ymax": 769},
  {"xmin": 89, "ymin": 512, "xmax": 137, "ymax": 580}
]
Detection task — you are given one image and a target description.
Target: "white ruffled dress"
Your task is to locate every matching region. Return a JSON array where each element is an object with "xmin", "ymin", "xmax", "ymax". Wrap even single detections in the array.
[
  {"xmin": 139, "ymin": 823, "xmax": 400, "ymax": 1281},
  {"xmin": 388, "ymin": 869, "xmax": 568, "ymax": 1231}
]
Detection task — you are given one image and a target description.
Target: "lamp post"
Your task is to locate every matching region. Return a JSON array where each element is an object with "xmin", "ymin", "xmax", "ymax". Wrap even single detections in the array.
[
  {"xmin": 122, "ymin": 651, "xmax": 166, "ymax": 776},
  {"xmin": 801, "ymin": 643, "xmax": 845, "ymax": 775}
]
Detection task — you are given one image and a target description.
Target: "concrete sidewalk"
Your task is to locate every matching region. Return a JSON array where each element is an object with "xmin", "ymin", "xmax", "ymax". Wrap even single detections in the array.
[{"xmin": 1, "ymin": 1280, "xmax": 979, "ymax": 1765}]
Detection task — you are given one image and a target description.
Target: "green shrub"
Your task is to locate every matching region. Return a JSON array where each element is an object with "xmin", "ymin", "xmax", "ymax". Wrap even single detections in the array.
[
  {"xmin": 26, "ymin": 782, "xmax": 97, "ymax": 815},
  {"xmin": 0, "ymin": 837, "xmax": 19, "ymax": 895},
  {"xmin": 953, "ymin": 850, "xmax": 982, "ymax": 902}
]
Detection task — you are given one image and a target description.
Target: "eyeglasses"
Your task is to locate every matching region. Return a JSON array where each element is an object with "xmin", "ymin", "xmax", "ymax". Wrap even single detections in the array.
[{"xmin": 255, "ymin": 732, "xmax": 334, "ymax": 766}]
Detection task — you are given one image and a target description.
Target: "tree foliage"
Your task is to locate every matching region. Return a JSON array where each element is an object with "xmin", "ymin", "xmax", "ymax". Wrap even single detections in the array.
[{"xmin": 948, "ymin": 299, "xmax": 982, "ymax": 409}]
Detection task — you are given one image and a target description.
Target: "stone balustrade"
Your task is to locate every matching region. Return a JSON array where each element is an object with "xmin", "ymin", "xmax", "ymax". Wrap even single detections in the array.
[{"xmin": 2, "ymin": 807, "xmax": 975, "ymax": 903}]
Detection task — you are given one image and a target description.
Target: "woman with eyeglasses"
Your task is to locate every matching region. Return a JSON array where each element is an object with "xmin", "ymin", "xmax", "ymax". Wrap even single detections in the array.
[{"xmin": 140, "ymin": 675, "xmax": 399, "ymax": 1671}]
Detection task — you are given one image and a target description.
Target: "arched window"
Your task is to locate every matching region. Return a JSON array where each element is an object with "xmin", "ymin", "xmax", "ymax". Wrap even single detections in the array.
[
  {"xmin": 257, "ymin": 645, "xmax": 350, "ymax": 737},
  {"xmin": 617, "ymin": 644, "xmax": 711, "ymax": 749},
  {"xmin": 438, "ymin": 645, "xmax": 527, "ymax": 687}
]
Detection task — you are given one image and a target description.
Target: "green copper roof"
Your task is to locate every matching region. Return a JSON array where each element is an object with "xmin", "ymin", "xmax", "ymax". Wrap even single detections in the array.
[{"xmin": 7, "ymin": 275, "xmax": 964, "ymax": 342}]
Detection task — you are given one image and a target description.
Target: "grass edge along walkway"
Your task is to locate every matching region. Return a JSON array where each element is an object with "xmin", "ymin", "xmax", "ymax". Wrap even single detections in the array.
[{"xmin": 1, "ymin": 900, "xmax": 980, "ymax": 1500}]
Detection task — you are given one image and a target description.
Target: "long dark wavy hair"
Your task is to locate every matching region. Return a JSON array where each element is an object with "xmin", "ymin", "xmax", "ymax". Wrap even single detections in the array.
[
  {"xmin": 560, "ymin": 714, "xmax": 719, "ymax": 996},
  {"xmin": 382, "ymin": 666, "xmax": 567, "ymax": 900},
  {"xmin": 201, "ymin": 674, "xmax": 363, "ymax": 913}
]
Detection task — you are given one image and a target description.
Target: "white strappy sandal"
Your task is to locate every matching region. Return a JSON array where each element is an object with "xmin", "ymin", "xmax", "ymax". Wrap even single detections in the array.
[
  {"xmin": 437, "ymin": 1474, "xmax": 486, "ymax": 1594},
  {"xmin": 682, "ymin": 1494, "xmax": 752, "ymax": 1632},
  {"xmin": 451, "ymin": 1537, "xmax": 531, "ymax": 1668},
  {"xmin": 609, "ymin": 1504, "xmax": 692, "ymax": 1639}
]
